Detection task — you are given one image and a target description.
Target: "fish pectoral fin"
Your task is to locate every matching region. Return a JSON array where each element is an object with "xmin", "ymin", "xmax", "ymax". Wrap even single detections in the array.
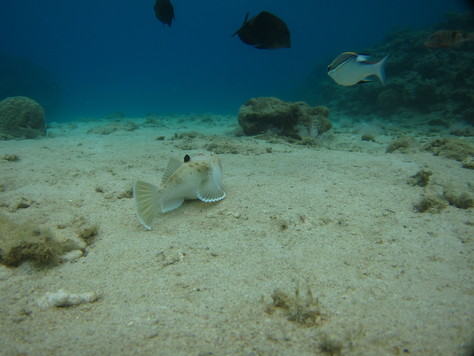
[
  {"xmin": 197, "ymin": 181, "xmax": 226, "ymax": 203},
  {"xmin": 161, "ymin": 198, "xmax": 184, "ymax": 212},
  {"xmin": 134, "ymin": 180, "xmax": 160, "ymax": 230}
]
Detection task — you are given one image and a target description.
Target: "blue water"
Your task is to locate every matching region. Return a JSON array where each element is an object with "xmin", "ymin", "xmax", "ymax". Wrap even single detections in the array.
[{"xmin": 0, "ymin": 0, "xmax": 470, "ymax": 121}]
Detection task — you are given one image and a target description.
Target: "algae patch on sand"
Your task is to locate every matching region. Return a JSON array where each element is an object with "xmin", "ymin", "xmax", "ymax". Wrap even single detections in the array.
[
  {"xmin": 265, "ymin": 287, "xmax": 326, "ymax": 327},
  {"xmin": 386, "ymin": 136, "xmax": 418, "ymax": 154},
  {"xmin": 425, "ymin": 137, "xmax": 474, "ymax": 162},
  {"xmin": 407, "ymin": 169, "xmax": 432, "ymax": 187},
  {"xmin": 415, "ymin": 196, "xmax": 447, "ymax": 214},
  {"xmin": 444, "ymin": 188, "xmax": 474, "ymax": 209},
  {"xmin": 0, "ymin": 214, "xmax": 77, "ymax": 267}
]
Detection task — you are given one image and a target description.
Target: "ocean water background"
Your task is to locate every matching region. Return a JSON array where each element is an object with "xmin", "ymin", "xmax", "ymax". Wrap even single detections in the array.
[{"xmin": 0, "ymin": 0, "xmax": 470, "ymax": 121}]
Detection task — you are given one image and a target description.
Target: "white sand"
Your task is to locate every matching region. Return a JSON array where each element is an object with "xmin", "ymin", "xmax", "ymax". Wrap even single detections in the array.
[{"xmin": 0, "ymin": 116, "xmax": 473, "ymax": 355}]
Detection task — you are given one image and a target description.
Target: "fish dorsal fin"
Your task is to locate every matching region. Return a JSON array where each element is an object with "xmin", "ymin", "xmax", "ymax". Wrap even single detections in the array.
[
  {"xmin": 243, "ymin": 12, "xmax": 250, "ymax": 24},
  {"xmin": 161, "ymin": 157, "xmax": 183, "ymax": 184},
  {"xmin": 328, "ymin": 52, "xmax": 357, "ymax": 71},
  {"xmin": 232, "ymin": 12, "xmax": 250, "ymax": 37}
]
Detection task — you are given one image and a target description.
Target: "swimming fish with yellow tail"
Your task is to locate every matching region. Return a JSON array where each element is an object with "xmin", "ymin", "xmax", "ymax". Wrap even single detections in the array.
[
  {"xmin": 327, "ymin": 52, "xmax": 388, "ymax": 87},
  {"xmin": 133, "ymin": 153, "xmax": 226, "ymax": 230}
]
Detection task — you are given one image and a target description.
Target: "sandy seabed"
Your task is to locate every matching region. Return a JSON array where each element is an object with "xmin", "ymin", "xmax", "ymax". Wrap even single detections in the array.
[{"xmin": 0, "ymin": 115, "xmax": 473, "ymax": 356}]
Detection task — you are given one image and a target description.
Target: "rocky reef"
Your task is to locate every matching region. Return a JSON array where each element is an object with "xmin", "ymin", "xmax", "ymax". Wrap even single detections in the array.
[
  {"xmin": 0, "ymin": 96, "xmax": 46, "ymax": 139},
  {"xmin": 238, "ymin": 96, "xmax": 332, "ymax": 139},
  {"xmin": 300, "ymin": 12, "xmax": 474, "ymax": 125}
]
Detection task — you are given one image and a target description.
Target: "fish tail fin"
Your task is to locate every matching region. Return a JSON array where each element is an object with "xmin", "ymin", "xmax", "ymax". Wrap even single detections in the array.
[
  {"xmin": 133, "ymin": 180, "xmax": 161, "ymax": 230},
  {"xmin": 375, "ymin": 55, "xmax": 389, "ymax": 86},
  {"xmin": 467, "ymin": 32, "xmax": 474, "ymax": 42}
]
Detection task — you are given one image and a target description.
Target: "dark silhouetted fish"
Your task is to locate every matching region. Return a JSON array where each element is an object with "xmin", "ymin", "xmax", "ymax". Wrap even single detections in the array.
[
  {"xmin": 233, "ymin": 11, "xmax": 291, "ymax": 49},
  {"xmin": 154, "ymin": 0, "xmax": 175, "ymax": 27}
]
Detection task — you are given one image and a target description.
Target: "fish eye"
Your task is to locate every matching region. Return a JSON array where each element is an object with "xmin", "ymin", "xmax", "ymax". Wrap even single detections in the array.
[{"xmin": 184, "ymin": 154, "xmax": 191, "ymax": 162}]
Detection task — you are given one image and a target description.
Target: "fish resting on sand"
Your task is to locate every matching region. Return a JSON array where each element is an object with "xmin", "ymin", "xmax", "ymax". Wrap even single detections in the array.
[{"xmin": 133, "ymin": 153, "xmax": 226, "ymax": 230}]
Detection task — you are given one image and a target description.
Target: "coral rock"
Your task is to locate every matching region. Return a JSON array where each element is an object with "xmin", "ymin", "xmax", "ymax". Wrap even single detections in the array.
[
  {"xmin": 237, "ymin": 97, "xmax": 331, "ymax": 139},
  {"xmin": 0, "ymin": 96, "xmax": 45, "ymax": 139}
]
